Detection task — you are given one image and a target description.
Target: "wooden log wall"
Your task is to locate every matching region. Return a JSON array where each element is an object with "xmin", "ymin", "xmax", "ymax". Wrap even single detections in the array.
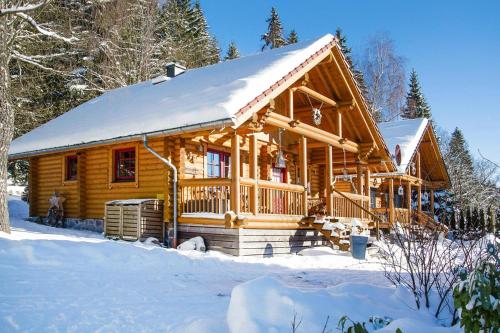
[
  {"xmin": 28, "ymin": 157, "xmax": 39, "ymax": 217},
  {"xmin": 28, "ymin": 132, "xmax": 362, "ymax": 223},
  {"xmin": 30, "ymin": 137, "xmax": 169, "ymax": 220}
]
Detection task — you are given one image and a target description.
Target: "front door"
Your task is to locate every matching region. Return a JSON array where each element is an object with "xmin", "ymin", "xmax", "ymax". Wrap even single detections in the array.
[{"xmin": 271, "ymin": 167, "xmax": 287, "ymax": 213}]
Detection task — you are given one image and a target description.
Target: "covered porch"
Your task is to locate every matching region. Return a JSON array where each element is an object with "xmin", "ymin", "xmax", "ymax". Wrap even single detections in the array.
[
  {"xmin": 178, "ymin": 106, "xmax": 377, "ymax": 230},
  {"xmin": 371, "ymin": 171, "xmax": 445, "ymax": 228}
]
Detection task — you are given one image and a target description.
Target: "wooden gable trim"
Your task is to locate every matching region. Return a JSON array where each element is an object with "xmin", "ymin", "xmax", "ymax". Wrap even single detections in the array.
[
  {"xmin": 328, "ymin": 46, "xmax": 394, "ymax": 172},
  {"xmin": 233, "ymin": 39, "xmax": 337, "ymax": 127},
  {"xmin": 405, "ymin": 122, "xmax": 450, "ymax": 188}
]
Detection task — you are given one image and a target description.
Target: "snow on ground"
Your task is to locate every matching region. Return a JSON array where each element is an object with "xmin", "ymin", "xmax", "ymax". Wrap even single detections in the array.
[
  {"xmin": 7, "ymin": 185, "xmax": 25, "ymax": 197},
  {"xmin": 1, "ymin": 196, "xmax": 460, "ymax": 333}
]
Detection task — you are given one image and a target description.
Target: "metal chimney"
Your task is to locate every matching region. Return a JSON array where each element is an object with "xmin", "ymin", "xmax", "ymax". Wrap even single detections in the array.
[{"xmin": 166, "ymin": 62, "xmax": 186, "ymax": 78}]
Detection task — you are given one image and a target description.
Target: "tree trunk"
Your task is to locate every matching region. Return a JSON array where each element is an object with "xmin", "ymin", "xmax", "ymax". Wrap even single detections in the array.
[{"xmin": 0, "ymin": 17, "xmax": 13, "ymax": 233}]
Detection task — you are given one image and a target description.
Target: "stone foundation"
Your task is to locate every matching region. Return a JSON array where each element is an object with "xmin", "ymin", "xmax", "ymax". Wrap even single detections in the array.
[{"xmin": 28, "ymin": 217, "xmax": 104, "ymax": 233}]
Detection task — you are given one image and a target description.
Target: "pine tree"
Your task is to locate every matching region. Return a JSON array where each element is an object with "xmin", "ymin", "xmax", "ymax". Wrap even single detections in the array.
[
  {"xmin": 479, "ymin": 208, "xmax": 486, "ymax": 233},
  {"xmin": 224, "ymin": 42, "xmax": 240, "ymax": 60},
  {"xmin": 446, "ymin": 127, "xmax": 475, "ymax": 208},
  {"xmin": 190, "ymin": 1, "xmax": 220, "ymax": 65},
  {"xmin": 158, "ymin": 0, "xmax": 220, "ymax": 68},
  {"xmin": 261, "ymin": 7, "xmax": 286, "ymax": 50},
  {"xmin": 401, "ymin": 69, "xmax": 431, "ymax": 119},
  {"xmin": 466, "ymin": 207, "xmax": 472, "ymax": 231},
  {"xmin": 459, "ymin": 209, "xmax": 466, "ymax": 230},
  {"xmin": 449, "ymin": 128, "xmax": 474, "ymax": 173},
  {"xmin": 335, "ymin": 28, "xmax": 368, "ymax": 99},
  {"xmin": 449, "ymin": 209, "xmax": 456, "ymax": 230},
  {"xmin": 287, "ymin": 29, "xmax": 298, "ymax": 44},
  {"xmin": 471, "ymin": 207, "xmax": 479, "ymax": 230}
]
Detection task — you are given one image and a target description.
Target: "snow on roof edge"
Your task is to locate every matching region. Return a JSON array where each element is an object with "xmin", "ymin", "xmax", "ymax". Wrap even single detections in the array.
[
  {"xmin": 9, "ymin": 34, "xmax": 336, "ymax": 157},
  {"xmin": 377, "ymin": 118, "xmax": 429, "ymax": 173},
  {"xmin": 8, "ymin": 117, "xmax": 235, "ymax": 159}
]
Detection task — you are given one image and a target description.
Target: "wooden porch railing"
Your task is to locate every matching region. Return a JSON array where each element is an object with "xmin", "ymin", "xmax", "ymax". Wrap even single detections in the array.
[
  {"xmin": 332, "ymin": 190, "xmax": 370, "ymax": 220},
  {"xmin": 373, "ymin": 207, "xmax": 411, "ymax": 225},
  {"xmin": 180, "ymin": 178, "xmax": 306, "ymax": 216},
  {"xmin": 240, "ymin": 178, "xmax": 306, "ymax": 215},
  {"xmin": 180, "ymin": 178, "xmax": 231, "ymax": 214},
  {"xmin": 332, "ymin": 188, "xmax": 385, "ymax": 239}
]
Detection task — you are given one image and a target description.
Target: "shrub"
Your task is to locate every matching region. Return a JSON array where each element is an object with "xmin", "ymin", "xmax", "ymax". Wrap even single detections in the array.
[
  {"xmin": 337, "ymin": 315, "xmax": 401, "ymax": 333},
  {"xmin": 453, "ymin": 242, "xmax": 499, "ymax": 332}
]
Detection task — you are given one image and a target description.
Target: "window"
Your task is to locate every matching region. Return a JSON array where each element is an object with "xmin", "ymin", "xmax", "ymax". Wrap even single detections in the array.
[
  {"xmin": 207, "ymin": 150, "xmax": 230, "ymax": 178},
  {"xmin": 65, "ymin": 155, "xmax": 78, "ymax": 181},
  {"xmin": 114, "ymin": 148, "xmax": 136, "ymax": 182}
]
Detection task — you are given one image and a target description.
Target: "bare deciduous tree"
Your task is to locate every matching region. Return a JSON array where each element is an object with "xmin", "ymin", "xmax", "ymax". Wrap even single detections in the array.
[
  {"xmin": 0, "ymin": 0, "xmax": 76, "ymax": 233},
  {"xmin": 360, "ymin": 33, "xmax": 406, "ymax": 122}
]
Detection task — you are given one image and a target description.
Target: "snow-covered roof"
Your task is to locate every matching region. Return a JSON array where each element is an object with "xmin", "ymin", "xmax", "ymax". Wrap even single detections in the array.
[
  {"xmin": 377, "ymin": 118, "xmax": 429, "ymax": 173},
  {"xmin": 9, "ymin": 34, "xmax": 335, "ymax": 157}
]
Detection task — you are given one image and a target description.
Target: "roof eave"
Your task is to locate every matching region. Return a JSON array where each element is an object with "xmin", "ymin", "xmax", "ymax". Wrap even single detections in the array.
[{"xmin": 9, "ymin": 117, "xmax": 235, "ymax": 160}]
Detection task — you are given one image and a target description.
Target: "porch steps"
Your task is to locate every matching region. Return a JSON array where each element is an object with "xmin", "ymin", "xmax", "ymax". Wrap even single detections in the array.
[{"xmin": 308, "ymin": 217, "xmax": 351, "ymax": 251}]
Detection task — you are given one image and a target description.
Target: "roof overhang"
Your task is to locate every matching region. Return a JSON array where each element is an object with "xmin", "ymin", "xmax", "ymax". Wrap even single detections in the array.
[{"xmin": 8, "ymin": 118, "xmax": 234, "ymax": 160}]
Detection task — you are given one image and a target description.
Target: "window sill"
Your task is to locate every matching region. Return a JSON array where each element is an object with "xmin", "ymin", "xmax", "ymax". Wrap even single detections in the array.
[
  {"xmin": 108, "ymin": 180, "xmax": 138, "ymax": 189},
  {"xmin": 62, "ymin": 180, "xmax": 78, "ymax": 186}
]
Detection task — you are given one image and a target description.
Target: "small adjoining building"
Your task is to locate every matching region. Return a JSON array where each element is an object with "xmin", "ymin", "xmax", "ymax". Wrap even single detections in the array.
[
  {"xmin": 371, "ymin": 118, "xmax": 451, "ymax": 227},
  {"xmin": 9, "ymin": 34, "xmax": 404, "ymax": 256}
]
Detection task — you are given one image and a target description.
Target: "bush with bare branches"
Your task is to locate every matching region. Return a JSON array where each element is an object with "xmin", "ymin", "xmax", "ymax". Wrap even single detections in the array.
[{"xmin": 378, "ymin": 220, "xmax": 490, "ymax": 324}]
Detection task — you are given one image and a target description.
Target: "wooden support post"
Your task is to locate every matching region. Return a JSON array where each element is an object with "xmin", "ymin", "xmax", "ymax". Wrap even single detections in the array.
[
  {"xmin": 299, "ymin": 136, "xmax": 308, "ymax": 215},
  {"xmin": 416, "ymin": 152, "xmax": 421, "ymax": 180},
  {"xmin": 231, "ymin": 133, "xmax": 241, "ymax": 215},
  {"xmin": 326, "ymin": 145, "xmax": 334, "ymax": 217},
  {"xmin": 430, "ymin": 189, "xmax": 435, "ymax": 217},
  {"xmin": 364, "ymin": 167, "xmax": 371, "ymax": 210},
  {"xmin": 249, "ymin": 134, "xmax": 258, "ymax": 215},
  {"xmin": 406, "ymin": 181, "xmax": 412, "ymax": 221},
  {"xmin": 417, "ymin": 183, "xmax": 422, "ymax": 215},
  {"xmin": 28, "ymin": 158, "xmax": 38, "ymax": 217},
  {"xmin": 337, "ymin": 110, "xmax": 342, "ymax": 138},
  {"xmin": 356, "ymin": 162, "xmax": 363, "ymax": 194},
  {"xmin": 389, "ymin": 178, "xmax": 395, "ymax": 225},
  {"xmin": 77, "ymin": 152, "xmax": 87, "ymax": 219},
  {"xmin": 416, "ymin": 151, "xmax": 422, "ymax": 220},
  {"xmin": 288, "ymin": 88, "xmax": 294, "ymax": 119}
]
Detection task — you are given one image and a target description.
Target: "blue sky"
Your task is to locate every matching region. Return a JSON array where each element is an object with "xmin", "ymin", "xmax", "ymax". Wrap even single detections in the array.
[{"xmin": 200, "ymin": 0, "xmax": 500, "ymax": 163}]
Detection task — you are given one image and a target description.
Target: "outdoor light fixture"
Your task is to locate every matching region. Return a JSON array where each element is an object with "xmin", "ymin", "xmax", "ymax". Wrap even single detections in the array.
[
  {"xmin": 275, "ymin": 128, "xmax": 286, "ymax": 169},
  {"xmin": 312, "ymin": 107, "xmax": 322, "ymax": 126}
]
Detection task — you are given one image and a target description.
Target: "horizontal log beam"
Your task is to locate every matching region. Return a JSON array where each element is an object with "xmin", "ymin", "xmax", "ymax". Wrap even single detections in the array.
[
  {"xmin": 293, "ymin": 86, "xmax": 337, "ymax": 107},
  {"xmin": 264, "ymin": 112, "xmax": 359, "ymax": 153}
]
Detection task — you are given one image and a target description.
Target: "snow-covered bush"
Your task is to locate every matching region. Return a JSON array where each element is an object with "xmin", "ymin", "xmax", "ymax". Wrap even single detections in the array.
[
  {"xmin": 379, "ymin": 221, "xmax": 490, "ymax": 322},
  {"xmin": 453, "ymin": 242, "xmax": 499, "ymax": 332}
]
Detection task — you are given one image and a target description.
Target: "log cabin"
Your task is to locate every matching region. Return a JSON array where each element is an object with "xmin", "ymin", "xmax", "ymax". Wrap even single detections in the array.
[
  {"xmin": 371, "ymin": 118, "xmax": 450, "ymax": 228},
  {"xmin": 9, "ymin": 34, "xmax": 399, "ymax": 256}
]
